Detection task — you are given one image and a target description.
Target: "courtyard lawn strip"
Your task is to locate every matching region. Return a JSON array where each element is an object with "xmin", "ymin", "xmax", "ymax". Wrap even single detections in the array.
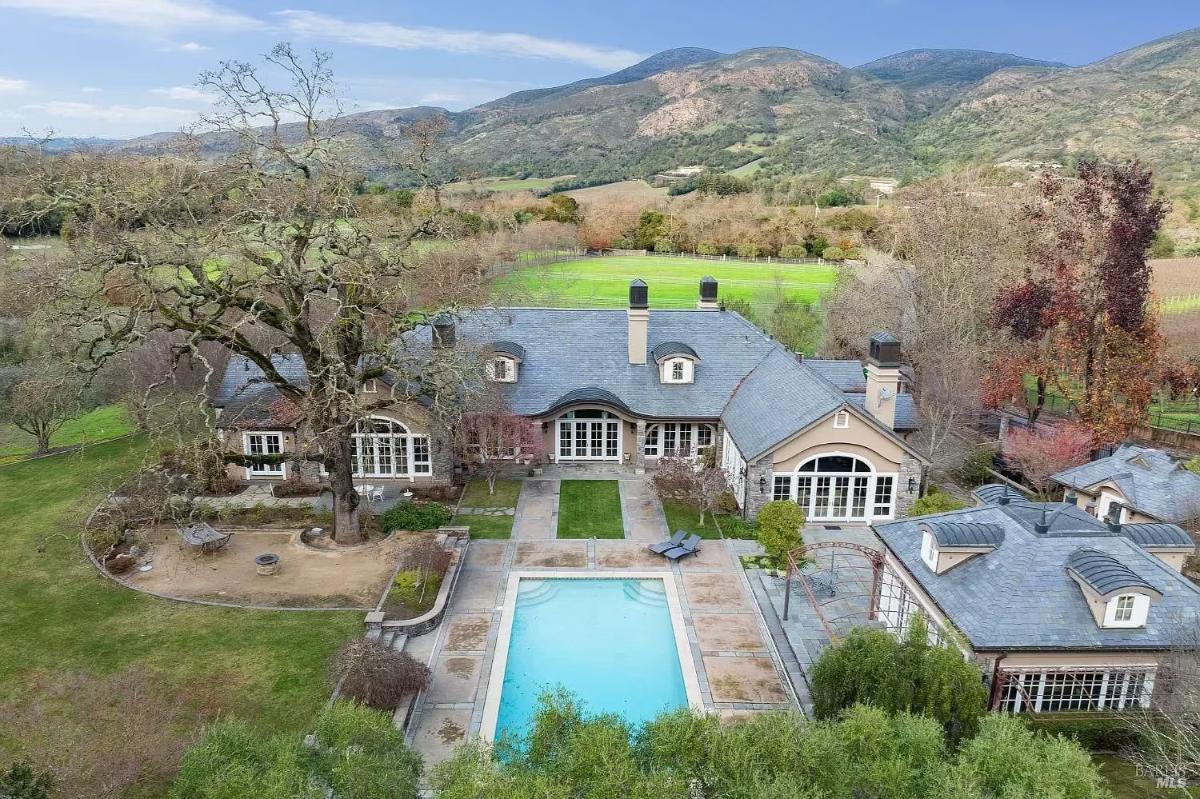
[
  {"xmin": 491, "ymin": 255, "xmax": 839, "ymax": 309},
  {"xmin": 661, "ymin": 500, "xmax": 725, "ymax": 540},
  {"xmin": 452, "ymin": 514, "xmax": 514, "ymax": 539},
  {"xmin": 459, "ymin": 479, "xmax": 522, "ymax": 508},
  {"xmin": 556, "ymin": 480, "xmax": 625, "ymax": 539},
  {"xmin": 0, "ymin": 438, "xmax": 360, "ymax": 792}
]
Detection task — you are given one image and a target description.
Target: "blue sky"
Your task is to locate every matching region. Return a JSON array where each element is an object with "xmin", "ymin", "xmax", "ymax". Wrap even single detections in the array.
[{"xmin": 0, "ymin": 0, "xmax": 1195, "ymax": 138}]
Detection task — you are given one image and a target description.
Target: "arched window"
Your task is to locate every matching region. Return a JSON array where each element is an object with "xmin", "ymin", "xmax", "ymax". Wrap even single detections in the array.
[
  {"xmin": 643, "ymin": 423, "xmax": 715, "ymax": 458},
  {"xmin": 773, "ymin": 453, "xmax": 897, "ymax": 521},
  {"xmin": 351, "ymin": 416, "xmax": 431, "ymax": 477}
]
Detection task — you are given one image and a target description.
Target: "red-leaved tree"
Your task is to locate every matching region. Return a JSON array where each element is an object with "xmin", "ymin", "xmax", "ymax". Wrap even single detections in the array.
[
  {"xmin": 455, "ymin": 412, "xmax": 547, "ymax": 495},
  {"xmin": 984, "ymin": 159, "xmax": 1168, "ymax": 445},
  {"xmin": 1003, "ymin": 423, "xmax": 1093, "ymax": 499}
]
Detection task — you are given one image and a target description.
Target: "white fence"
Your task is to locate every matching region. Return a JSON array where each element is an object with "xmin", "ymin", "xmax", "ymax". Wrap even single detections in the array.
[{"xmin": 600, "ymin": 248, "xmax": 832, "ymax": 265}]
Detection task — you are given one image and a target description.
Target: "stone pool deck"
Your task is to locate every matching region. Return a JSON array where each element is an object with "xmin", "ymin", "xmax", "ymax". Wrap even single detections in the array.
[{"xmin": 405, "ymin": 534, "xmax": 795, "ymax": 768}]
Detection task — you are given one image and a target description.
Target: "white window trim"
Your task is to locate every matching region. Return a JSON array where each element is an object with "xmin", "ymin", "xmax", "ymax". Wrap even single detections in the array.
[
  {"xmin": 660, "ymin": 358, "xmax": 694, "ymax": 384},
  {"xmin": 721, "ymin": 430, "xmax": 746, "ymax": 506},
  {"xmin": 774, "ymin": 452, "xmax": 897, "ymax": 522},
  {"xmin": 554, "ymin": 410, "xmax": 622, "ymax": 462},
  {"xmin": 1097, "ymin": 491, "xmax": 1127, "ymax": 523},
  {"xmin": 643, "ymin": 422, "xmax": 716, "ymax": 458},
  {"xmin": 921, "ymin": 530, "xmax": 938, "ymax": 570},
  {"xmin": 1103, "ymin": 592, "xmax": 1150, "ymax": 628},
  {"xmin": 362, "ymin": 379, "xmax": 378, "ymax": 394},
  {"xmin": 486, "ymin": 356, "xmax": 518, "ymax": 383},
  {"xmin": 243, "ymin": 431, "xmax": 286, "ymax": 479},
  {"xmin": 833, "ymin": 410, "xmax": 850, "ymax": 429},
  {"xmin": 351, "ymin": 416, "xmax": 432, "ymax": 480}
]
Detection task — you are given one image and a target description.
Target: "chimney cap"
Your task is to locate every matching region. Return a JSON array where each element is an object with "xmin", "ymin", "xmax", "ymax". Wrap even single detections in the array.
[
  {"xmin": 868, "ymin": 332, "xmax": 901, "ymax": 367},
  {"xmin": 699, "ymin": 276, "xmax": 718, "ymax": 301},
  {"xmin": 629, "ymin": 279, "xmax": 649, "ymax": 310}
]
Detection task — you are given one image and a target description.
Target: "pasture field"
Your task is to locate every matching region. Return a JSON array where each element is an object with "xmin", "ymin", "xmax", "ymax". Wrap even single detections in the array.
[
  {"xmin": 1152, "ymin": 257, "xmax": 1200, "ymax": 356},
  {"xmin": 0, "ymin": 403, "xmax": 133, "ymax": 464},
  {"xmin": 445, "ymin": 175, "xmax": 572, "ymax": 193},
  {"xmin": 563, "ymin": 179, "xmax": 669, "ymax": 203},
  {"xmin": 490, "ymin": 254, "xmax": 841, "ymax": 309}
]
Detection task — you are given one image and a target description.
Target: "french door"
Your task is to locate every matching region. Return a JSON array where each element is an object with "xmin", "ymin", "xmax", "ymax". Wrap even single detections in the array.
[{"xmin": 557, "ymin": 410, "xmax": 620, "ymax": 460}]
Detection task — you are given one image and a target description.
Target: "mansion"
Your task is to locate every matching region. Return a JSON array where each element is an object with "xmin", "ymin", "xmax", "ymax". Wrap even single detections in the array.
[{"xmin": 213, "ymin": 278, "xmax": 927, "ymax": 521}]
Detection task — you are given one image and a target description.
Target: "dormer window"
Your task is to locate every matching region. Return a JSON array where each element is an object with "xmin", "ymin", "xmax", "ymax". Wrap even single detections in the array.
[
  {"xmin": 662, "ymin": 357, "xmax": 693, "ymax": 384},
  {"xmin": 921, "ymin": 530, "xmax": 938, "ymax": 570},
  {"xmin": 487, "ymin": 356, "xmax": 517, "ymax": 383},
  {"xmin": 833, "ymin": 410, "xmax": 849, "ymax": 429},
  {"xmin": 362, "ymin": 379, "xmax": 378, "ymax": 394},
  {"xmin": 1104, "ymin": 593, "xmax": 1150, "ymax": 628},
  {"xmin": 651, "ymin": 342, "xmax": 699, "ymax": 384}
]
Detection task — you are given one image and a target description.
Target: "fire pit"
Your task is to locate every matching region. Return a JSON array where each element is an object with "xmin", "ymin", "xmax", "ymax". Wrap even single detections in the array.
[{"xmin": 255, "ymin": 553, "xmax": 280, "ymax": 576}]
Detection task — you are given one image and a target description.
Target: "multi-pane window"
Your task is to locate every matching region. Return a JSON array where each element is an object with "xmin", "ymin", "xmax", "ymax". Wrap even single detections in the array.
[
  {"xmin": 997, "ymin": 668, "xmax": 1154, "ymax": 713},
  {"xmin": 772, "ymin": 455, "xmax": 897, "ymax": 521},
  {"xmin": 873, "ymin": 476, "xmax": 895, "ymax": 517},
  {"xmin": 351, "ymin": 417, "xmax": 431, "ymax": 477},
  {"xmin": 1114, "ymin": 595, "xmax": 1136, "ymax": 623},
  {"xmin": 643, "ymin": 423, "xmax": 716, "ymax": 457},
  {"xmin": 671, "ymin": 361, "xmax": 685, "ymax": 381},
  {"xmin": 244, "ymin": 432, "xmax": 285, "ymax": 476},
  {"xmin": 556, "ymin": 409, "xmax": 620, "ymax": 460},
  {"xmin": 487, "ymin": 357, "xmax": 515, "ymax": 382},
  {"xmin": 773, "ymin": 475, "xmax": 791, "ymax": 501}
]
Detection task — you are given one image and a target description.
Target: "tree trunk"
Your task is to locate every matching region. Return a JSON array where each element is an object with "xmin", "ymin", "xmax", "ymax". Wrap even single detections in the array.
[{"xmin": 328, "ymin": 437, "xmax": 364, "ymax": 545}]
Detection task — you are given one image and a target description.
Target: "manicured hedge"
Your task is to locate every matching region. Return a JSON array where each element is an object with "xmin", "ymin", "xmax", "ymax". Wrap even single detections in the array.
[{"xmin": 379, "ymin": 501, "xmax": 451, "ymax": 532}]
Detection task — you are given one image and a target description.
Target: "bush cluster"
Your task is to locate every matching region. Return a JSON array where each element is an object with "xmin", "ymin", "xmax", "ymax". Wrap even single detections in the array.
[
  {"xmin": 330, "ymin": 639, "xmax": 431, "ymax": 711},
  {"xmin": 906, "ymin": 486, "xmax": 968, "ymax": 517},
  {"xmin": 379, "ymin": 501, "xmax": 452, "ymax": 532},
  {"xmin": 755, "ymin": 500, "xmax": 806, "ymax": 567}
]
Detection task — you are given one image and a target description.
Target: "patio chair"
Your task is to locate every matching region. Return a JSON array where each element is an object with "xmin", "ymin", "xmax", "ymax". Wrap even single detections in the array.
[
  {"xmin": 178, "ymin": 522, "xmax": 231, "ymax": 555},
  {"xmin": 648, "ymin": 530, "xmax": 686, "ymax": 555},
  {"xmin": 662, "ymin": 534, "xmax": 702, "ymax": 561}
]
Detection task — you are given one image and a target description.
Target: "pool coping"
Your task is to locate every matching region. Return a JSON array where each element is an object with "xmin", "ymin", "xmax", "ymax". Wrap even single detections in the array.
[{"xmin": 478, "ymin": 570, "xmax": 705, "ymax": 743}]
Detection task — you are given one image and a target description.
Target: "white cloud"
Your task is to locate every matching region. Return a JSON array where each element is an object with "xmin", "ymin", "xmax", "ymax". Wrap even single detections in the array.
[
  {"xmin": 0, "ymin": 0, "xmax": 261, "ymax": 31},
  {"xmin": 151, "ymin": 86, "xmax": 217, "ymax": 103},
  {"xmin": 345, "ymin": 76, "xmax": 533, "ymax": 111},
  {"xmin": 0, "ymin": 76, "xmax": 30, "ymax": 93},
  {"xmin": 178, "ymin": 41, "xmax": 208, "ymax": 51},
  {"xmin": 277, "ymin": 10, "xmax": 644, "ymax": 71},
  {"xmin": 17, "ymin": 101, "xmax": 200, "ymax": 128},
  {"xmin": 80, "ymin": 86, "xmax": 103, "ymax": 93}
]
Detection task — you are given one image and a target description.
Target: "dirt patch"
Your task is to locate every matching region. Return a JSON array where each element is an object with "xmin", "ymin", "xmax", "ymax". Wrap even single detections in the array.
[
  {"xmin": 514, "ymin": 542, "xmax": 587, "ymax": 568},
  {"xmin": 445, "ymin": 615, "xmax": 491, "ymax": 651},
  {"xmin": 125, "ymin": 526, "xmax": 432, "ymax": 608},
  {"xmin": 703, "ymin": 656, "xmax": 788, "ymax": 704},
  {"xmin": 682, "ymin": 573, "xmax": 747, "ymax": 611},
  {"xmin": 444, "ymin": 656, "xmax": 476, "ymax": 679},
  {"xmin": 437, "ymin": 716, "xmax": 465, "ymax": 745},
  {"xmin": 693, "ymin": 614, "xmax": 766, "ymax": 652},
  {"xmin": 595, "ymin": 541, "xmax": 666, "ymax": 569}
]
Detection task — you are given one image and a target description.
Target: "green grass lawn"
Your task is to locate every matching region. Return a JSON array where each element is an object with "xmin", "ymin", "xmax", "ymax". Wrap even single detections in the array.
[
  {"xmin": 459, "ymin": 478, "xmax": 523, "ymax": 508},
  {"xmin": 556, "ymin": 480, "xmax": 624, "ymax": 539},
  {"xmin": 491, "ymin": 255, "xmax": 840, "ymax": 309},
  {"xmin": 661, "ymin": 500, "xmax": 725, "ymax": 540},
  {"xmin": 446, "ymin": 175, "xmax": 571, "ymax": 193},
  {"xmin": 0, "ymin": 403, "xmax": 134, "ymax": 463},
  {"xmin": 1096, "ymin": 754, "xmax": 1196, "ymax": 799},
  {"xmin": 1160, "ymin": 294, "xmax": 1200, "ymax": 315},
  {"xmin": 0, "ymin": 438, "xmax": 360, "ymax": 794},
  {"xmin": 452, "ymin": 513, "xmax": 514, "ymax": 539}
]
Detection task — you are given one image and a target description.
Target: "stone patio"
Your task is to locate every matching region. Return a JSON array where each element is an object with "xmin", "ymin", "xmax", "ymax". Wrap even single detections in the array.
[{"xmin": 405, "ymin": 476, "xmax": 796, "ymax": 771}]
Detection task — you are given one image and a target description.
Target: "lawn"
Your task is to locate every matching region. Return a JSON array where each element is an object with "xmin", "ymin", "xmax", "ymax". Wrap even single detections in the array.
[
  {"xmin": 459, "ymin": 478, "xmax": 523, "ymax": 508},
  {"xmin": 556, "ymin": 480, "xmax": 624, "ymax": 539},
  {"xmin": 452, "ymin": 514, "xmax": 514, "ymax": 539},
  {"xmin": 445, "ymin": 175, "xmax": 572, "ymax": 193},
  {"xmin": 0, "ymin": 438, "xmax": 360, "ymax": 795},
  {"xmin": 661, "ymin": 499, "xmax": 725, "ymax": 540},
  {"xmin": 1096, "ymin": 754, "xmax": 1196, "ymax": 799},
  {"xmin": 0, "ymin": 403, "xmax": 133, "ymax": 463},
  {"xmin": 491, "ymin": 255, "xmax": 840, "ymax": 310}
]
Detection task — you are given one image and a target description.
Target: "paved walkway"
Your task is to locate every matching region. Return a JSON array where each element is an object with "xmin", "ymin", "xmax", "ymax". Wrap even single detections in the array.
[
  {"xmin": 190, "ymin": 484, "xmax": 321, "ymax": 509},
  {"xmin": 511, "ymin": 479, "xmax": 559, "ymax": 540},
  {"xmin": 618, "ymin": 479, "xmax": 670, "ymax": 541}
]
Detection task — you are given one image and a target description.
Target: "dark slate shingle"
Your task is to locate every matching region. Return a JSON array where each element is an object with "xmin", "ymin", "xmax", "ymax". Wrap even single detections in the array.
[
  {"xmin": 1052, "ymin": 444, "xmax": 1200, "ymax": 524},
  {"xmin": 1066, "ymin": 548, "xmax": 1158, "ymax": 596}
]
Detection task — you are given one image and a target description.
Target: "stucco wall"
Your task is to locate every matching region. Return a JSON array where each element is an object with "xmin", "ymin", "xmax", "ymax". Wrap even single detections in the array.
[{"xmin": 771, "ymin": 409, "xmax": 905, "ymax": 472}]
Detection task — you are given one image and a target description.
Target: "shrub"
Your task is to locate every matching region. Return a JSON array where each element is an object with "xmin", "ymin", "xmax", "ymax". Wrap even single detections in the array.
[
  {"xmin": 652, "ymin": 237, "xmax": 675, "ymax": 253},
  {"xmin": 696, "ymin": 241, "xmax": 721, "ymax": 255},
  {"xmin": 810, "ymin": 617, "xmax": 988, "ymax": 746},
  {"xmin": 822, "ymin": 245, "xmax": 848, "ymax": 261},
  {"xmin": 735, "ymin": 242, "xmax": 760, "ymax": 258},
  {"xmin": 906, "ymin": 486, "xmax": 968, "ymax": 517},
  {"xmin": 390, "ymin": 567, "xmax": 444, "ymax": 612},
  {"xmin": 272, "ymin": 476, "xmax": 321, "ymax": 498},
  {"xmin": 1020, "ymin": 714, "xmax": 1138, "ymax": 752},
  {"xmin": 0, "ymin": 762, "xmax": 54, "ymax": 799},
  {"xmin": 330, "ymin": 638, "xmax": 431, "ymax": 710},
  {"xmin": 755, "ymin": 500, "xmax": 806, "ymax": 567},
  {"xmin": 379, "ymin": 501, "xmax": 451, "ymax": 532},
  {"xmin": 720, "ymin": 516, "xmax": 757, "ymax": 539},
  {"xmin": 955, "ymin": 446, "xmax": 997, "ymax": 486},
  {"xmin": 779, "ymin": 244, "xmax": 807, "ymax": 258},
  {"xmin": 716, "ymin": 490, "xmax": 740, "ymax": 513}
]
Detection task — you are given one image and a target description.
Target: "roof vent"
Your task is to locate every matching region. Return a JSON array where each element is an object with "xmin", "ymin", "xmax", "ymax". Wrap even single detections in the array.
[
  {"xmin": 697, "ymin": 276, "xmax": 719, "ymax": 310},
  {"xmin": 868, "ymin": 332, "xmax": 901, "ymax": 367},
  {"xmin": 1035, "ymin": 507, "xmax": 1050, "ymax": 534},
  {"xmin": 629, "ymin": 279, "xmax": 649, "ymax": 310}
]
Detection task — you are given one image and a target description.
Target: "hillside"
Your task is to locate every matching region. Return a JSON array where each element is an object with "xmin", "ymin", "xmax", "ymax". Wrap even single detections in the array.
[
  {"xmin": 855, "ymin": 49, "xmax": 1066, "ymax": 113},
  {"xmin": 110, "ymin": 29, "xmax": 1200, "ymax": 188},
  {"xmin": 912, "ymin": 28, "xmax": 1200, "ymax": 184}
]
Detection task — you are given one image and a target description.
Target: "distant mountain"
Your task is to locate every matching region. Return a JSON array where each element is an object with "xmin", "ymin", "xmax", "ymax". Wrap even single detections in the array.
[
  {"xmin": 101, "ymin": 30, "xmax": 1200, "ymax": 188},
  {"xmin": 855, "ymin": 49, "xmax": 1067, "ymax": 113},
  {"xmin": 0, "ymin": 136, "xmax": 118, "ymax": 152}
]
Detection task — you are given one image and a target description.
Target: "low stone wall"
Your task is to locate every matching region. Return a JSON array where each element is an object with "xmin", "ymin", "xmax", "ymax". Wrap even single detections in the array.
[{"xmin": 366, "ymin": 533, "xmax": 468, "ymax": 637}]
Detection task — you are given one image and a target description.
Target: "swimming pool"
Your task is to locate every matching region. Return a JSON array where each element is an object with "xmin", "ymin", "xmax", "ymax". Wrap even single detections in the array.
[{"xmin": 481, "ymin": 573, "xmax": 702, "ymax": 741}]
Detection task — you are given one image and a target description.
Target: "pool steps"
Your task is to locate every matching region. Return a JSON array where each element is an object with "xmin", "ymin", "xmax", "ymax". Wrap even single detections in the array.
[{"xmin": 515, "ymin": 579, "xmax": 668, "ymax": 609}]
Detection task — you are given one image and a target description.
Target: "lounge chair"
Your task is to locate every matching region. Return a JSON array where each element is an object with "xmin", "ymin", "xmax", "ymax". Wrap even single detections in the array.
[
  {"xmin": 178, "ymin": 522, "xmax": 231, "ymax": 554},
  {"xmin": 648, "ymin": 530, "xmax": 686, "ymax": 555},
  {"xmin": 662, "ymin": 534, "xmax": 702, "ymax": 561}
]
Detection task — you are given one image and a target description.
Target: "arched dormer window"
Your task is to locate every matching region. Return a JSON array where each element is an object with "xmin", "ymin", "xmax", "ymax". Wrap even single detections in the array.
[
  {"xmin": 486, "ymin": 356, "xmax": 517, "ymax": 383},
  {"xmin": 651, "ymin": 342, "xmax": 699, "ymax": 384},
  {"xmin": 664, "ymin": 358, "xmax": 692, "ymax": 383},
  {"xmin": 921, "ymin": 530, "xmax": 938, "ymax": 570},
  {"xmin": 1104, "ymin": 593, "xmax": 1150, "ymax": 628}
]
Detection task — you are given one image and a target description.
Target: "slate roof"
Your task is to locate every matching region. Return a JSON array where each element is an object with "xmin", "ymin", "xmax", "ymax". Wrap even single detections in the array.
[
  {"xmin": 847, "ymin": 393, "xmax": 921, "ymax": 431},
  {"xmin": 875, "ymin": 499, "xmax": 1200, "ymax": 650},
  {"xmin": 488, "ymin": 341, "xmax": 526, "ymax": 360},
  {"xmin": 806, "ymin": 359, "xmax": 866, "ymax": 392},
  {"xmin": 1066, "ymin": 548, "xmax": 1159, "ymax": 596},
  {"xmin": 212, "ymin": 307, "xmax": 922, "ymax": 458},
  {"xmin": 922, "ymin": 521, "xmax": 1005, "ymax": 548},
  {"xmin": 972, "ymin": 483, "xmax": 1026, "ymax": 505},
  {"xmin": 1121, "ymin": 523, "xmax": 1195, "ymax": 549},
  {"xmin": 651, "ymin": 341, "xmax": 699, "ymax": 361},
  {"xmin": 212, "ymin": 354, "xmax": 310, "ymax": 427},
  {"xmin": 720, "ymin": 348, "xmax": 853, "ymax": 459},
  {"xmin": 1051, "ymin": 444, "xmax": 1200, "ymax": 524}
]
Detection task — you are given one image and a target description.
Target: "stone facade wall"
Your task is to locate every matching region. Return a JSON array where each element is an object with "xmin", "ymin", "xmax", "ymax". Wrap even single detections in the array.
[
  {"xmin": 743, "ymin": 454, "xmax": 775, "ymax": 519},
  {"xmin": 896, "ymin": 455, "xmax": 925, "ymax": 517}
]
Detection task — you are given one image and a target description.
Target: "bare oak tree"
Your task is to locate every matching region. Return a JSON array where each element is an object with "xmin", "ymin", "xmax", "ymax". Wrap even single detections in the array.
[{"xmin": 10, "ymin": 45, "xmax": 486, "ymax": 543}]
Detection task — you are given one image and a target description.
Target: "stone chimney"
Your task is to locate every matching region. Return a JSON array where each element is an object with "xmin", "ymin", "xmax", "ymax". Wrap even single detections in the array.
[
  {"xmin": 865, "ymin": 332, "xmax": 901, "ymax": 429},
  {"xmin": 697, "ymin": 276, "xmax": 719, "ymax": 310},
  {"xmin": 431, "ymin": 313, "xmax": 456, "ymax": 349},
  {"xmin": 628, "ymin": 279, "xmax": 649, "ymax": 365}
]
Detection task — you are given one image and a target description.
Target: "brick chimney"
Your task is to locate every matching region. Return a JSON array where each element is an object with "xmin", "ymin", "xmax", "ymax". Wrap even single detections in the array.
[
  {"xmin": 865, "ymin": 332, "xmax": 901, "ymax": 429},
  {"xmin": 628, "ymin": 279, "xmax": 649, "ymax": 364},
  {"xmin": 431, "ymin": 313, "xmax": 456, "ymax": 349},
  {"xmin": 697, "ymin": 276, "xmax": 718, "ymax": 310}
]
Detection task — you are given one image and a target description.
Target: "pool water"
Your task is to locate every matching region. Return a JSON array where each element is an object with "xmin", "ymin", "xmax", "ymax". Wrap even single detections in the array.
[{"xmin": 494, "ymin": 578, "xmax": 689, "ymax": 739}]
